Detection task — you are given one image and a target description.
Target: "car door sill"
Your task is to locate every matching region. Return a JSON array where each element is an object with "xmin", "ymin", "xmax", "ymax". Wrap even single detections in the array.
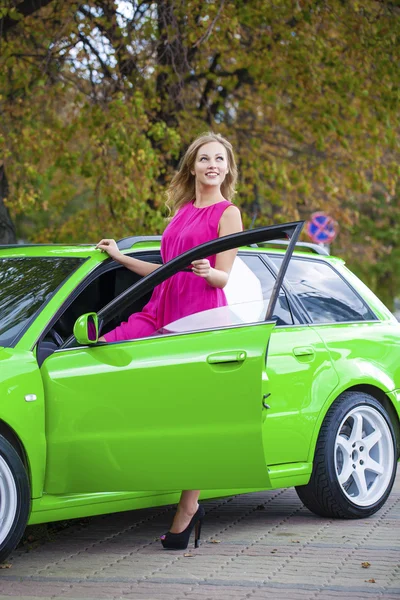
[{"xmin": 268, "ymin": 462, "xmax": 312, "ymax": 487}]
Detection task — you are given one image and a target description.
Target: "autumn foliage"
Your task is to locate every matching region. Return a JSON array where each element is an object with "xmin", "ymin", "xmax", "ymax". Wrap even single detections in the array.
[{"xmin": 0, "ymin": 0, "xmax": 399, "ymax": 303}]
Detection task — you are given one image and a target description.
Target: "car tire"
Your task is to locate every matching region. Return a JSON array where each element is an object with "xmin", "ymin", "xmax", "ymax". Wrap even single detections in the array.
[
  {"xmin": 0, "ymin": 435, "xmax": 30, "ymax": 563},
  {"xmin": 296, "ymin": 392, "xmax": 398, "ymax": 519}
]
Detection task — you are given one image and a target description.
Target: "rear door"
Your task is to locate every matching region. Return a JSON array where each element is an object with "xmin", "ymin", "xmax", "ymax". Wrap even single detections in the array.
[{"xmin": 226, "ymin": 251, "xmax": 339, "ymax": 466}]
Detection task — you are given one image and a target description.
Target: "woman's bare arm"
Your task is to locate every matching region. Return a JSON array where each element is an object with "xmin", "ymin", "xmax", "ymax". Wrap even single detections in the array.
[
  {"xmin": 191, "ymin": 205, "xmax": 243, "ymax": 288},
  {"xmin": 96, "ymin": 239, "xmax": 160, "ymax": 277}
]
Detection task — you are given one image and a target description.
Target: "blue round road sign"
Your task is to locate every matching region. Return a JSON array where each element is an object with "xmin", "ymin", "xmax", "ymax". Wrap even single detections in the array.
[{"xmin": 305, "ymin": 212, "xmax": 337, "ymax": 244}]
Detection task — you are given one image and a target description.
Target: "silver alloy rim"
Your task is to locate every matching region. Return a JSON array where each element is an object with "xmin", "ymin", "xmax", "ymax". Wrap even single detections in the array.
[
  {"xmin": 335, "ymin": 405, "xmax": 395, "ymax": 507},
  {"xmin": 0, "ymin": 455, "xmax": 18, "ymax": 546}
]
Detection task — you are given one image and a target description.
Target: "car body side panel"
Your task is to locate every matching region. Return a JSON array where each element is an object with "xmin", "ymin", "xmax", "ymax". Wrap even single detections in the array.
[
  {"xmin": 314, "ymin": 322, "xmax": 400, "ymax": 395},
  {"xmin": 28, "ymin": 462, "xmax": 313, "ymax": 525},
  {"xmin": 41, "ymin": 323, "xmax": 276, "ymax": 493},
  {"xmin": 262, "ymin": 325, "xmax": 339, "ymax": 465},
  {"xmin": 0, "ymin": 348, "xmax": 46, "ymax": 498},
  {"xmin": 304, "ymin": 322, "xmax": 400, "ymax": 463}
]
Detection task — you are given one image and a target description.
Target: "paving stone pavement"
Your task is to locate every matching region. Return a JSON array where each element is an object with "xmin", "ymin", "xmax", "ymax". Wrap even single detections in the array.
[{"xmin": 0, "ymin": 473, "xmax": 399, "ymax": 600}]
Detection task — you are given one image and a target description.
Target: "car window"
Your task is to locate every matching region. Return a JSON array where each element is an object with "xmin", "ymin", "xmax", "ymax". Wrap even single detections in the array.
[
  {"xmin": 0, "ymin": 257, "xmax": 85, "ymax": 347},
  {"xmin": 235, "ymin": 254, "xmax": 293, "ymax": 326},
  {"xmin": 270, "ymin": 256, "xmax": 376, "ymax": 323},
  {"xmin": 161, "ymin": 254, "xmax": 294, "ymax": 334}
]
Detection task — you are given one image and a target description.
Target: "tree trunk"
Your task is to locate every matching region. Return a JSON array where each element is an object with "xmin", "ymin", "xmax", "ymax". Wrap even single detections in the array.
[
  {"xmin": 0, "ymin": 165, "xmax": 17, "ymax": 244},
  {"xmin": 156, "ymin": 0, "xmax": 189, "ymax": 128}
]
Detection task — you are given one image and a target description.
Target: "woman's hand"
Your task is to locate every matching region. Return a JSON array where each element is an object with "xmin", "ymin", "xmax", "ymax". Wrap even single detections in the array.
[
  {"xmin": 96, "ymin": 238, "xmax": 122, "ymax": 261},
  {"xmin": 96, "ymin": 240, "xmax": 160, "ymax": 275},
  {"xmin": 191, "ymin": 258, "xmax": 211, "ymax": 279}
]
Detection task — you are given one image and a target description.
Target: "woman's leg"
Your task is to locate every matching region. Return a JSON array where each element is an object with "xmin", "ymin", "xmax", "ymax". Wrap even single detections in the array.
[
  {"xmin": 101, "ymin": 311, "xmax": 157, "ymax": 342},
  {"xmin": 169, "ymin": 490, "xmax": 201, "ymax": 533}
]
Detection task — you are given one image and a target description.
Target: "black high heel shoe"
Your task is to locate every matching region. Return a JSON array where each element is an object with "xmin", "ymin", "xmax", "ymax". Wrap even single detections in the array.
[{"xmin": 160, "ymin": 504, "xmax": 205, "ymax": 550}]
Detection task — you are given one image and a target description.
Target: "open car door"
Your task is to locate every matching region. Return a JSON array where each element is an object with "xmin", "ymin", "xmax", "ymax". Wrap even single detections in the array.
[{"xmin": 41, "ymin": 222, "xmax": 303, "ymax": 494}]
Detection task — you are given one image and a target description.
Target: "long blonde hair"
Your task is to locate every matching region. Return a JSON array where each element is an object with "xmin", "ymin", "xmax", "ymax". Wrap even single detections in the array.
[{"xmin": 165, "ymin": 132, "xmax": 238, "ymax": 214}]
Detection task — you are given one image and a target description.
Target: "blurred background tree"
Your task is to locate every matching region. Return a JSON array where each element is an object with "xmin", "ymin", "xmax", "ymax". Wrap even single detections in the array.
[{"xmin": 0, "ymin": 0, "xmax": 399, "ymax": 305}]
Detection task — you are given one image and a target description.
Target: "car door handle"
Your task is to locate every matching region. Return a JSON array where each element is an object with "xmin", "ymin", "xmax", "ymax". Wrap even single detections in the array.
[
  {"xmin": 293, "ymin": 346, "xmax": 314, "ymax": 357},
  {"xmin": 207, "ymin": 351, "xmax": 247, "ymax": 364}
]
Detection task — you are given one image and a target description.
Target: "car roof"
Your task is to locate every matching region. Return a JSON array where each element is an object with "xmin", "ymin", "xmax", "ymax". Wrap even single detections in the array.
[
  {"xmin": 0, "ymin": 244, "xmax": 98, "ymax": 259},
  {"xmin": 0, "ymin": 239, "xmax": 344, "ymax": 264}
]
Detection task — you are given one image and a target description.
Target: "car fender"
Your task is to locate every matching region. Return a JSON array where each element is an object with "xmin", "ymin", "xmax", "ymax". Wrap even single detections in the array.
[
  {"xmin": 0, "ymin": 347, "xmax": 46, "ymax": 499},
  {"xmin": 305, "ymin": 358, "xmax": 400, "ymax": 465},
  {"xmin": 305, "ymin": 320, "xmax": 400, "ymax": 464}
]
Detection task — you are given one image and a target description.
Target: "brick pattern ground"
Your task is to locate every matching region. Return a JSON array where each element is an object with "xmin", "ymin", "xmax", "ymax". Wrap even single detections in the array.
[{"xmin": 0, "ymin": 473, "xmax": 399, "ymax": 600}]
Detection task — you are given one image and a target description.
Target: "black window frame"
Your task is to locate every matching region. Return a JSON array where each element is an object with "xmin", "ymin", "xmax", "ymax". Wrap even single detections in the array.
[
  {"xmin": 237, "ymin": 252, "xmax": 300, "ymax": 327},
  {"xmin": 259, "ymin": 252, "xmax": 311, "ymax": 325}
]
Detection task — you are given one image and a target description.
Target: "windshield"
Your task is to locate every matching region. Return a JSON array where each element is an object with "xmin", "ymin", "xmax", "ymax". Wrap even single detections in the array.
[{"xmin": 0, "ymin": 257, "xmax": 85, "ymax": 347}]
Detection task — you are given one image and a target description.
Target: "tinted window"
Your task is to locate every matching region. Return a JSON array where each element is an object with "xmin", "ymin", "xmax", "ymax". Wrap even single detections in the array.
[
  {"xmin": 0, "ymin": 257, "xmax": 84, "ymax": 346},
  {"xmin": 270, "ymin": 256, "xmax": 375, "ymax": 323}
]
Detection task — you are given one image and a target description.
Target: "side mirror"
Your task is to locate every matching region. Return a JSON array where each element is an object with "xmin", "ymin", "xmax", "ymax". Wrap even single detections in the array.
[{"xmin": 73, "ymin": 313, "xmax": 99, "ymax": 345}]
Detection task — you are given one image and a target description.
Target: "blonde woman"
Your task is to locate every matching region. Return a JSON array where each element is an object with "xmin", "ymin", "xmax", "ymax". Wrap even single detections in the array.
[{"xmin": 96, "ymin": 132, "xmax": 243, "ymax": 549}]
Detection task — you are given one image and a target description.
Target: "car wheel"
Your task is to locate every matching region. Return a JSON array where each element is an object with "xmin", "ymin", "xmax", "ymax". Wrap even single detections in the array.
[
  {"xmin": 296, "ymin": 392, "xmax": 398, "ymax": 518},
  {"xmin": 0, "ymin": 436, "xmax": 30, "ymax": 563}
]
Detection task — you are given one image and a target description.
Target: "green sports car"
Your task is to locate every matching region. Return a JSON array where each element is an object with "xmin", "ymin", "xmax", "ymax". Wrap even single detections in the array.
[{"xmin": 0, "ymin": 221, "xmax": 399, "ymax": 563}]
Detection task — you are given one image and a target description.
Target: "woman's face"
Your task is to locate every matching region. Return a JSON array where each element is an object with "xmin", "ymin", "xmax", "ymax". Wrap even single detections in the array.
[{"xmin": 192, "ymin": 141, "xmax": 229, "ymax": 188}]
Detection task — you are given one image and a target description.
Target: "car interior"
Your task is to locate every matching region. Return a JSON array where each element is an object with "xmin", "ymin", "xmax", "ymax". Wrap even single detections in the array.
[
  {"xmin": 36, "ymin": 250, "xmax": 294, "ymax": 367},
  {"xmin": 36, "ymin": 253, "xmax": 161, "ymax": 366}
]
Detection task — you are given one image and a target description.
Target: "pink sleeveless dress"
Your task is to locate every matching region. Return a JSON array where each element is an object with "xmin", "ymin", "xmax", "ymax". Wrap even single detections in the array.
[{"xmin": 103, "ymin": 199, "xmax": 233, "ymax": 342}]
